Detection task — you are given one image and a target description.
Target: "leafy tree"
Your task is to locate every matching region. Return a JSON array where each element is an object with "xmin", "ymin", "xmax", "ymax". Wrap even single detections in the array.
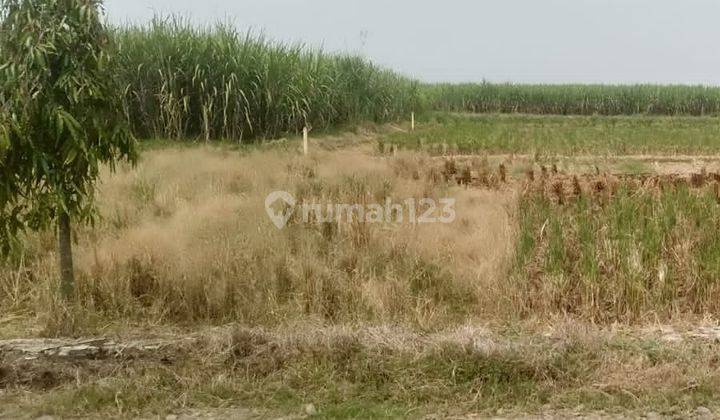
[{"xmin": 0, "ymin": 0, "xmax": 136, "ymax": 298}]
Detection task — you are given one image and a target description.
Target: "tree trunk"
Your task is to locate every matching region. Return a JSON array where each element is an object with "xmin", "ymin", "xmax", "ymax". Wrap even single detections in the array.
[{"xmin": 58, "ymin": 211, "xmax": 75, "ymax": 300}]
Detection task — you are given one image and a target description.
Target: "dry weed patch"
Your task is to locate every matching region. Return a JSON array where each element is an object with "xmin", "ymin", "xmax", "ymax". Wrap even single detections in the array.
[{"xmin": 0, "ymin": 145, "xmax": 517, "ymax": 334}]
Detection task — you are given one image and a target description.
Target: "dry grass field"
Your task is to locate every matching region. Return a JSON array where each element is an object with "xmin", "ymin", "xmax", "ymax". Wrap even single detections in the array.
[{"xmin": 4, "ymin": 118, "xmax": 720, "ymax": 418}]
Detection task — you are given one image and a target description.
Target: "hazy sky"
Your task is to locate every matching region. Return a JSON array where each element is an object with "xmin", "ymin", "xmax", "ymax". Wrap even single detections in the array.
[{"xmin": 105, "ymin": 0, "xmax": 720, "ymax": 84}]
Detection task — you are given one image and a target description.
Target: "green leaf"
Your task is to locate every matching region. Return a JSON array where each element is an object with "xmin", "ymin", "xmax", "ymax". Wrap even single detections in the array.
[
  {"xmin": 0, "ymin": 126, "xmax": 9, "ymax": 153},
  {"xmin": 64, "ymin": 148, "xmax": 78, "ymax": 165}
]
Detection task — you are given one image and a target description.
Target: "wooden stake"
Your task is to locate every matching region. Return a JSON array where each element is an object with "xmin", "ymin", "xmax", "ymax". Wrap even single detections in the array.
[
  {"xmin": 303, "ymin": 127, "xmax": 309, "ymax": 156},
  {"xmin": 411, "ymin": 112, "xmax": 415, "ymax": 131}
]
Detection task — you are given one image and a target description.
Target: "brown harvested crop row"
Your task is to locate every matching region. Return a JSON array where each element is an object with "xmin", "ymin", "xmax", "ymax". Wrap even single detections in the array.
[{"xmin": 436, "ymin": 159, "xmax": 720, "ymax": 205}]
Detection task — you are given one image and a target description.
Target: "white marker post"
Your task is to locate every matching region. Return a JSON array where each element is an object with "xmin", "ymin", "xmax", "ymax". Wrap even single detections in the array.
[
  {"xmin": 411, "ymin": 112, "xmax": 415, "ymax": 131},
  {"xmin": 303, "ymin": 127, "xmax": 309, "ymax": 156}
]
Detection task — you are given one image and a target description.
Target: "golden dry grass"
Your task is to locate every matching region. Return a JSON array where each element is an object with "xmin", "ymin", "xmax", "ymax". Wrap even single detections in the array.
[{"xmin": 0, "ymin": 143, "xmax": 519, "ymax": 334}]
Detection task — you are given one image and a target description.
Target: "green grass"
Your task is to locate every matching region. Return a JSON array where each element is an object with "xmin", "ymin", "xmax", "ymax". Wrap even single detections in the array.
[
  {"xmin": 425, "ymin": 83, "xmax": 720, "ymax": 116},
  {"xmin": 514, "ymin": 183, "xmax": 720, "ymax": 321},
  {"xmin": 615, "ymin": 160, "xmax": 653, "ymax": 174},
  {"xmin": 387, "ymin": 113, "xmax": 720, "ymax": 155}
]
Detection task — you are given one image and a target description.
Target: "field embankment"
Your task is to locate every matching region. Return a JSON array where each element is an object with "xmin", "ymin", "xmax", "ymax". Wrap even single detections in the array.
[{"xmin": 4, "ymin": 322, "xmax": 720, "ymax": 418}]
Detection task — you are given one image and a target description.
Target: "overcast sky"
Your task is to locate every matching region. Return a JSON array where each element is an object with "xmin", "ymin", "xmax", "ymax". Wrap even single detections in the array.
[{"xmin": 105, "ymin": 0, "xmax": 720, "ymax": 85}]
